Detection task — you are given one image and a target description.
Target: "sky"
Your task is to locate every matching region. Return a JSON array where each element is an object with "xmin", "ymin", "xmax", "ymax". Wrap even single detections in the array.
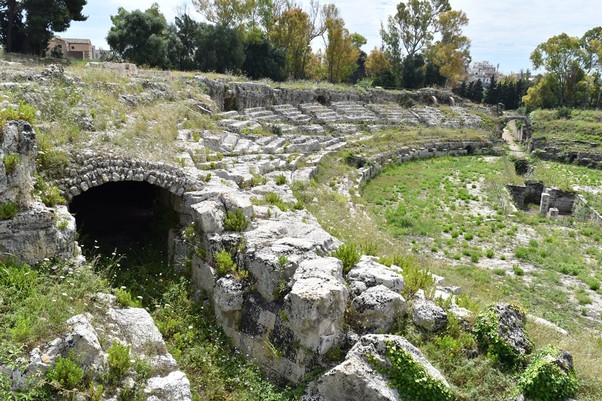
[{"xmin": 62, "ymin": 0, "xmax": 601, "ymax": 74}]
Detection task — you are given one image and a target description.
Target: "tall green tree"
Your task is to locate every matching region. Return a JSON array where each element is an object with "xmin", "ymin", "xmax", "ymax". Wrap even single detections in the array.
[
  {"xmin": 242, "ymin": 35, "xmax": 286, "ymax": 81},
  {"xmin": 0, "ymin": 0, "xmax": 87, "ymax": 54},
  {"xmin": 530, "ymin": 33, "xmax": 584, "ymax": 106},
  {"xmin": 106, "ymin": 4, "xmax": 168, "ymax": 68},
  {"xmin": 194, "ymin": 23, "xmax": 245, "ymax": 73},
  {"xmin": 323, "ymin": 7, "xmax": 359, "ymax": 83}
]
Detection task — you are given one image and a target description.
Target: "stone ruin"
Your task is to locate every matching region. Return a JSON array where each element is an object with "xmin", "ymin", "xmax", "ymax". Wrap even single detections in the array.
[{"xmin": 507, "ymin": 181, "xmax": 602, "ymax": 221}]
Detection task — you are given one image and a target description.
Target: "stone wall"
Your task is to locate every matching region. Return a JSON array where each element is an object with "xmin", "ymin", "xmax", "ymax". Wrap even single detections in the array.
[
  {"xmin": 53, "ymin": 155, "xmax": 204, "ymax": 202},
  {"xmin": 198, "ymin": 76, "xmax": 461, "ymax": 112},
  {"xmin": 0, "ymin": 121, "xmax": 78, "ymax": 264},
  {"xmin": 357, "ymin": 140, "xmax": 496, "ymax": 187}
]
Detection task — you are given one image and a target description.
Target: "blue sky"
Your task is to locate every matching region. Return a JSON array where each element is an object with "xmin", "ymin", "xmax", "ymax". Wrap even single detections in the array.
[{"xmin": 63, "ymin": 0, "xmax": 601, "ymax": 74}]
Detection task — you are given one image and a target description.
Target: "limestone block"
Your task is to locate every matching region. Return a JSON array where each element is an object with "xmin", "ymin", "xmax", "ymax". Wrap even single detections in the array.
[
  {"xmin": 286, "ymin": 257, "xmax": 348, "ymax": 353},
  {"xmin": 215, "ymin": 276, "xmax": 244, "ymax": 312},
  {"xmin": 191, "ymin": 200, "xmax": 225, "ymax": 234},
  {"xmin": 106, "ymin": 307, "xmax": 167, "ymax": 355},
  {"xmin": 220, "ymin": 191, "xmax": 254, "ymax": 221},
  {"xmin": 145, "ymin": 371, "xmax": 192, "ymax": 401},
  {"xmin": 303, "ymin": 334, "xmax": 449, "ymax": 401},
  {"xmin": 346, "ymin": 256, "xmax": 404, "ymax": 295},
  {"xmin": 351, "ymin": 285, "xmax": 406, "ymax": 331},
  {"xmin": 64, "ymin": 313, "xmax": 103, "ymax": 368},
  {"xmin": 191, "ymin": 254, "xmax": 215, "ymax": 295},
  {"xmin": 412, "ymin": 300, "xmax": 448, "ymax": 332}
]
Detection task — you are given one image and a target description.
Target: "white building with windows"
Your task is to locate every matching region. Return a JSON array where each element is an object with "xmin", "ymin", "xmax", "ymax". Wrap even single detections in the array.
[{"xmin": 467, "ymin": 61, "xmax": 499, "ymax": 85}]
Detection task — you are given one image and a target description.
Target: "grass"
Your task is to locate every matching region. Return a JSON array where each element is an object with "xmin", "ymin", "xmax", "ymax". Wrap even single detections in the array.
[{"xmin": 299, "ymin": 152, "xmax": 602, "ymax": 400}]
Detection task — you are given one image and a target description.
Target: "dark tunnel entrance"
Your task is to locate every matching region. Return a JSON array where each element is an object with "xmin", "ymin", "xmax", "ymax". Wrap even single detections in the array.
[{"xmin": 68, "ymin": 182, "xmax": 182, "ymax": 299}]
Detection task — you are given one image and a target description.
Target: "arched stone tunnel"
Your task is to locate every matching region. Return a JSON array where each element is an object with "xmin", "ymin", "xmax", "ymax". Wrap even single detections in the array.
[{"xmin": 68, "ymin": 181, "xmax": 181, "ymax": 256}]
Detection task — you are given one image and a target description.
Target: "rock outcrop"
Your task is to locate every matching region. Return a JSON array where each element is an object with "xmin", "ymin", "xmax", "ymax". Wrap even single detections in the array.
[
  {"xmin": 10, "ymin": 293, "xmax": 191, "ymax": 401},
  {"xmin": 0, "ymin": 121, "xmax": 78, "ymax": 264},
  {"xmin": 302, "ymin": 334, "xmax": 450, "ymax": 401}
]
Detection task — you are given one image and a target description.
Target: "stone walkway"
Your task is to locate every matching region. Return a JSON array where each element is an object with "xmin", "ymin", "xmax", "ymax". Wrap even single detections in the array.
[{"xmin": 502, "ymin": 126, "xmax": 527, "ymax": 158}]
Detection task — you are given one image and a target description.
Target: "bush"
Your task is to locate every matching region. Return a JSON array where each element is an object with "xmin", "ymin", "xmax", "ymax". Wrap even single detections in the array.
[
  {"xmin": 332, "ymin": 243, "xmax": 361, "ymax": 273},
  {"xmin": 3, "ymin": 153, "xmax": 19, "ymax": 174},
  {"xmin": 47, "ymin": 353, "xmax": 84, "ymax": 390},
  {"xmin": 0, "ymin": 201, "xmax": 18, "ymax": 220},
  {"xmin": 517, "ymin": 346, "xmax": 578, "ymax": 401},
  {"xmin": 224, "ymin": 208, "xmax": 249, "ymax": 231},
  {"xmin": 107, "ymin": 342, "xmax": 132, "ymax": 383},
  {"xmin": 264, "ymin": 192, "xmax": 288, "ymax": 211},
  {"xmin": 0, "ymin": 101, "xmax": 36, "ymax": 127},
  {"xmin": 474, "ymin": 304, "xmax": 528, "ymax": 368},
  {"xmin": 114, "ymin": 287, "xmax": 141, "ymax": 307},
  {"xmin": 368, "ymin": 342, "xmax": 453, "ymax": 401},
  {"xmin": 274, "ymin": 174, "xmax": 287, "ymax": 185},
  {"xmin": 215, "ymin": 249, "xmax": 236, "ymax": 276},
  {"xmin": 556, "ymin": 107, "xmax": 572, "ymax": 120}
]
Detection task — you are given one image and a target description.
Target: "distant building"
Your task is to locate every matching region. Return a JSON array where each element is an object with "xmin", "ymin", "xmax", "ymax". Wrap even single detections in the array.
[
  {"xmin": 467, "ymin": 61, "xmax": 500, "ymax": 85},
  {"xmin": 47, "ymin": 36, "xmax": 95, "ymax": 59}
]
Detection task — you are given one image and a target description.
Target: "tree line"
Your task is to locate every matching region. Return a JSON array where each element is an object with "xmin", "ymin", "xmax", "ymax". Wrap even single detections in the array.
[
  {"xmin": 522, "ymin": 27, "xmax": 602, "ymax": 110},
  {"xmin": 0, "ymin": 0, "xmax": 473, "ymax": 89}
]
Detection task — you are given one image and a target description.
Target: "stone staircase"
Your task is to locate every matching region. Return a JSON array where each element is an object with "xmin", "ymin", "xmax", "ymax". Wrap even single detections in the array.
[
  {"xmin": 272, "ymin": 104, "xmax": 312, "ymax": 124},
  {"xmin": 298, "ymin": 103, "xmax": 344, "ymax": 124},
  {"xmin": 331, "ymin": 101, "xmax": 379, "ymax": 123},
  {"xmin": 366, "ymin": 103, "xmax": 420, "ymax": 125}
]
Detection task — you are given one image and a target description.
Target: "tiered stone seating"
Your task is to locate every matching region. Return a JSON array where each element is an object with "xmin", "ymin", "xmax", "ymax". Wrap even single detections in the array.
[
  {"xmin": 272, "ymin": 104, "xmax": 312, "ymax": 124},
  {"xmin": 331, "ymin": 101, "xmax": 379, "ymax": 123},
  {"xmin": 366, "ymin": 103, "xmax": 420, "ymax": 125},
  {"xmin": 298, "ymin": 103, "xmax": 343, "ymax": 124}
]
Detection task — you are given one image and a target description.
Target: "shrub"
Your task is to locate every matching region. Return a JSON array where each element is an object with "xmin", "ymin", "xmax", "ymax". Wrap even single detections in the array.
[
  {"xmin": 215, "ymin": 249, "xmax": 236, "ymax": 276},
  {"xmin": 47, "ymin": 353, "xmax": 84, "ymax": 390},
  {"xmin": 264, "ymin": 192, "xmax": 288, "ymax": 211},
  {"xmin": 368, "ymin": 342, "xmax": 453, "ymax": 401},
  {"xmin": 114, "ymin": 287, "xmax": 142, "ymax": 308},
  {"xmin": 3, "ymin": 153, "xmax": 19, "ymax": 174},
  {"xmin": 517, "ymin": 346, "xmax": 578, "ymax": 401},
  {"xmin": 0, "ymin": 201, "xmax": 18, "ymax": 220},
  {"xmin": 274, "ymin": 174, "xmax": 287, "ymax": 185},
  {"xmin": 224, "ymin": 208, "xmax": 249, "ymax": 231},
  {"xmin": 107, "ymin": 342, "xmax": 132, "ymax": 383},
  {"xmin": 474, "ymin": 304, "xmax": 528, "ymax": 368},
  {"xmin": 555, "ymin": 107, "xmax": 572, "ymax": 120},
  {"xmin": 332, "ymin": 243, "xmax": 361, "ymax": 273}
]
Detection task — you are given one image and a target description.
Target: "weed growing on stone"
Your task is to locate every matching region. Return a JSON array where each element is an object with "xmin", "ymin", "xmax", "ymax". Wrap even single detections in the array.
[
  {"xmin": 0, "ymin": 201, "xmax": 18, "ymax": 220},
  {"xmin": 224, "ymin": 208, "xmax": 249, "ymax": 231},
  {"xmin": 332, "ymin": 243, "xmax": 361, "ymax": 273}
]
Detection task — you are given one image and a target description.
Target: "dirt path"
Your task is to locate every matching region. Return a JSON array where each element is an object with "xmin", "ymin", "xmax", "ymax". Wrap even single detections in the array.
[{"xmin": 502, "ymin": 123, "xmax": 527, "ymax": 159}]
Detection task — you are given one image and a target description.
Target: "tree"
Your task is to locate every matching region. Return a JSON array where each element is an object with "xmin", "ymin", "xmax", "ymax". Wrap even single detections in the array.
[
  {"xmin": 323, "ymin": 9, "xmax": 359, "ymax": 83},
  {"xmin": 194, "ymin": 23, "xmax": 245, "ymax": 73},
  {"xmin": 401, "ymin": 53, "xmax": 425, "ymax": 88},
  {"xmin": 270, "ymin": 7, "xmax": 313, "ymax": 79},
  {"xmin": 484, "ymin": 75, "xmax": 500, "ymax": 105},
  {"xmin": 173, "ymin": 10, "xmax": 200, "ymax": 70},
  {"xmin": 425, "ymin": 9, "xmax": 470, "ymax": 88},
  {"xmin": 242, "ymin": 35, "xmax": 286, "ymax": 81},
  {"xmin": 387, "ymin": 0, "xmax": 450, "ymax": 58},
  {"xmin": 192, "ymin": 0, "xmax": 251, "ymax": 28},
  {"xmin": 530, "ymin": 33, "xmax": 584, "ymax": 106},
  {"xmin": 107, "ymin": 4, "xmax": 168, "ymax": 68},
  {"xmin": 0, "ymin": 0, "xmax": 87, "ymax": 55}
]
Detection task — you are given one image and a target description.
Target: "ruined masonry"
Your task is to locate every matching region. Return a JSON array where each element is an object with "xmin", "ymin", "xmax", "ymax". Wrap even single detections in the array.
[{"xmin": 2, "ymin": 74, "xmax": 503, "ymax": 400}]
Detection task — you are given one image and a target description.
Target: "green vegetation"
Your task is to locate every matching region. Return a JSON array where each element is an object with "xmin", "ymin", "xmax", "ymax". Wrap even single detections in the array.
[
  {"xmin": 114, "ymin": 287, "xmax": 142, "ymax": 308},
  {"xmin": 47, "ymin": 352, "xmax": 84, "ymax": 391},
  {"xmin": 0, "ymin": 201, "xmax": 18, "ymax": 220},
  {"xmin": 474, "ymin": 305, "xmax": 530, "ymax": 369},
  {"xmin": 0, "ymin": 101, "xmax": 36, "ymax": 128},
  {"xmin": 214, "ymin": 249, "xmax": 248, "ymax": 281},
  {"xmin": 368, "ymin": 342, "xmax": 453, "ymax": 401},
  {"xmin": 224, "ymin": 208, "xmax": 249, "ymax": 231},
  {"xmin": 332, "ymin": 242, "xmax": 361, "ymax": 273},
  {"xmin": 3, "ymin": 153, "xmax": 20, "ymax": 174},
  {"xmin": 517, "ymin": 346, "xmax": 578, "ymax": 401},
  {"xmin": 107, "ymin": 342, "xmax": 133, "ymax": 384}
]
